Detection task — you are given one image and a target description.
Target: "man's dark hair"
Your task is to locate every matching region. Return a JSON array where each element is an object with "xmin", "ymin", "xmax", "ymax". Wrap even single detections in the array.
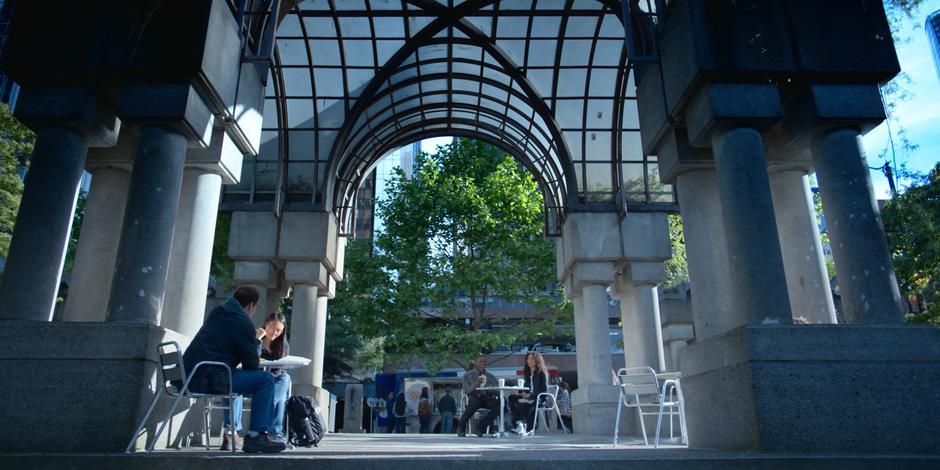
[{"xmin": 233, "ymin": 285, "xmax": 260, "ymax": 308}]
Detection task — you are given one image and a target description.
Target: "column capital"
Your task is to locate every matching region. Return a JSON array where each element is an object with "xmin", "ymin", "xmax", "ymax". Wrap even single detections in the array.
[
  {"xmin": 779, "ymin": 84, "xmax": 885, "ymax": 149},
  {"xmin": 117, "ymin": 83, "xmax": 214, "ymax": 148},
  {"xmin": 185, "ymin": 128, "xmax": 244, "ymax": 184},
  {"xmin": 285, "ymin": 260, "xmax": 330, "ymax": 291},
  {"xmin": 234, "ymin": 260, "xmax": 279, "ymax": 289},
  {"xmin": 656, "ymin": 126, "xmax": 714, "ymax": 184},
  {"xmin": 686, "ymin": 83, "xmax": 782, "ymax": 148},
  {"xmin": 15, "ymin": 87, "xmax": 120, "ymax": 147}
]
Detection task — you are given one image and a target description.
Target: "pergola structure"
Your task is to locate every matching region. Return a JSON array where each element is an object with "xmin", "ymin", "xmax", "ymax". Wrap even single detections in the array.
[
  {"xmin": 0, "ymin": 0, "xmax": 937, "ymax": 456},
  {"xmin": 225, "ymin": 0, "xmax": 675, "ymax": 238}
]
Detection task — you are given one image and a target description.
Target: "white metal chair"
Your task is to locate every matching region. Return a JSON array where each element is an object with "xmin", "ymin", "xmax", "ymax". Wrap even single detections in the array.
[
  {"xmin": 124, "ymin": 341, "xmax": 237, "ymax": 453},
  {"xmin": 613, "ymin": 367, "xmax": 687, "ymax": 447},
  {"xmin": 205, "ymin": 396, "xmax": 252, "ymax": 445},
  {"xmin": 531, "ymin": 384, "xmax": 568, "ymax": 435}
]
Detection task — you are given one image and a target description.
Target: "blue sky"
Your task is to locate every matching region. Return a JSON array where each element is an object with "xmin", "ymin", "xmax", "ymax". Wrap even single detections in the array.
[{"xmin": 861, "ymin": 0, "xmax": 940, "ymax": 197}]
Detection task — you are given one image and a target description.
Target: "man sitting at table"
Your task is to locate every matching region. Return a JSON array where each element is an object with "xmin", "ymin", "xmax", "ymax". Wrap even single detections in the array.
[
  {"xmin": 456, "ymin": 358, "xmax": 500, "ymax": 437},
  {"xmin": 182, "ymin": 285, "xmax": 285, "ymax": 453}
]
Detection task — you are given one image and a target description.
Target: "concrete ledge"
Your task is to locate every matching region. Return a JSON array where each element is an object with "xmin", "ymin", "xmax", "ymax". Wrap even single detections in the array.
[
  {"xmin": 0, "ymin": 321, "xmax": 195, "ymax": 452},
  {"xmin": 679, "ymin": 324, "xmax": 940, "ymax": 453}
]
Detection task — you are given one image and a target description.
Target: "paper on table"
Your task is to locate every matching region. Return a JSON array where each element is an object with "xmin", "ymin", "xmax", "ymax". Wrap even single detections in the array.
[{"xmin": 260, "ymin": 355, "xmax": 311, "ymax": 368}]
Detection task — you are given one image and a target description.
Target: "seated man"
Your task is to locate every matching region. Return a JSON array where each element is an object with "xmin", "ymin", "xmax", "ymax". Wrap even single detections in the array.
[
  {"xmin": 456, "ymin": 358, "xmax": 499, "ymax": 437},
  {"xmin": 183, "ymin": 285, "xmax": 285, "ymax": 453}
]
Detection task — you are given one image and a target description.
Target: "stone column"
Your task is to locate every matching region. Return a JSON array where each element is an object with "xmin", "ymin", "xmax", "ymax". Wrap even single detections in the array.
[
  {"xmin": 768, "ymin": 169, "xmax": 837, "ymax": 324},
  {"xmin": 571, "ymin": 283, "xmax": 618, "ymax": 435},
  {"xmin": 0, "ymin": 125, "xmax": 89, "ymax": 321},
  {"xmin": 107, "ymin": 83, "xmax": 213, "ymax": 325},
  {"xmin": 712, "ymin": 128, "xmax": 792, "ymax": 325},
  {"xmin": 234, "ymin": 261, "xmax": 279, "ymax": 326},
  {"xmin": 674, "ymin": 169, "xmax": 735, "ymax": 340},
  {"xmin": 289, "ymin": 281, "xmax": 320, "ymax": 397},
  {"xmin": 62, "ymin": 168, "xmax": 132, "ymax": 321},
  {"xmin": 159, "ymin": 169, "xmax": 223, "ymax": 335},
  {"xmin": 107, "ymin": 126, "xmax": 188, "ymax": 324},
  {"xmin": 619, "ymin": 284, "xmax": 666, "ymax": 372},
  {"xmin": 811, "ymin": 129, "xmax": 903, "ymax": 322}
]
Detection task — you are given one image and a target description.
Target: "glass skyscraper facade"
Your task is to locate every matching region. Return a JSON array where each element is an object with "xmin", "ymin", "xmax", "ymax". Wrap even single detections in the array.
[{"xmin": 928, "ymin": 10, "xmax": 940, "ymax": 84}]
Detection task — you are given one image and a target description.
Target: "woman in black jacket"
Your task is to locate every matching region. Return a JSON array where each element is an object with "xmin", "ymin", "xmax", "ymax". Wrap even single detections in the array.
[{"xmin": 508, "ymin": 352, "xmax": 549, "ymax": 434}]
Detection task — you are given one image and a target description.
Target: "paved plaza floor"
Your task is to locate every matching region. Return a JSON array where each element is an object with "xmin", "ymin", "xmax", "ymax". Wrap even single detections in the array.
[{"xmin": 4, "ymin": 433, "xmax": 939, "ymax": 469}]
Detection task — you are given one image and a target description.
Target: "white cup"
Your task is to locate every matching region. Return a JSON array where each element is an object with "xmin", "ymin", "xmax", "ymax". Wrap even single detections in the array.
[
  {"xmin": 498, "ymin": 378, "xmax": 505, "ymax": 387},
  {"xmin": 517, "ymin": 379, "xmax": 525, "ymax": 388}
]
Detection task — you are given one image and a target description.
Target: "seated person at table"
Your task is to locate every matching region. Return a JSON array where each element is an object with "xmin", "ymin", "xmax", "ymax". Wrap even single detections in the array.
[
  {"xmin": 222, "ymin": 312, "xmax": 292, "ymax": 447},
  {"xmin": 508, "ymin": 352, "xmax": 549, "ymax": 434},
  {"xmin": 183, "ymin": 285, "xmax": 285, "ymax": 453},
  {"xmin": 456, "ymin": 358, "xmax": 499, "ymax": 437}
]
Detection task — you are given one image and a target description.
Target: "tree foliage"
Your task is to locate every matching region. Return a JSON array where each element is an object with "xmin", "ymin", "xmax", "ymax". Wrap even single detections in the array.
[
  {"xmin": 0, "ymin": 104, "xmax": 32, "ymax": 259},
  {"xmin": 881, "ymin": 163, "xmax": 940, "ymax": 325},
  {"xmin": 331, "ymin": 138, "xmax": 570, "ymax": 372},
  {"xmin": 663, "ymin": 214, "xmax": 688, "ymax": 290}
]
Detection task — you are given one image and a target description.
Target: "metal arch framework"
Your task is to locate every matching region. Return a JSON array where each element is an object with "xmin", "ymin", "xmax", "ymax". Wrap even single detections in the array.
[{"xmin": 222, "ymin": 0, "xmax": 677, "ymax": 236}]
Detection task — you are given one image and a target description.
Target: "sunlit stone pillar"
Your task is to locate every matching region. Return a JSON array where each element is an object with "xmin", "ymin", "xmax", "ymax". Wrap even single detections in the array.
[
  {"xmin": 768, "ymin": 168, "xmax": 837, "ymax": 324},
  {"xmin": 286, "ymin": 270, "xmax": 319, "ymax": 397},
  {"xmin": 615, "ymin": 283, "xmax": 666, "ymax": 372},
  {"xmin": 674, "ymin": 169, "xmax": 735, "ymax": 339},
  {"xmin": 571, "ymin": 283, "xmax": 618, "ymax": 435},
  {"xmin": 62, "ymin": 167, "xmax": 131, "ymax": 321},
  {"xmin": 162, "ymin": 129, "xmax": 244, "ymax": 335}
]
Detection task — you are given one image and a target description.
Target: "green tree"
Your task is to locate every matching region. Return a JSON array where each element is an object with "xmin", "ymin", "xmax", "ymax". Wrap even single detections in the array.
[
  {"xmin": 331, "ymin": 139, "xmax": 570, "ymax": 372},
  {"xmin": 663, "ymin": 214, "xmax": 688, "ymax": 290},
  {"xmin": 881, "ymin": 163, "xmax": 940, "ymax": 325},
  {"xmin": 0, "ymin": 104, "xmax": 33, "ymax": 259}
]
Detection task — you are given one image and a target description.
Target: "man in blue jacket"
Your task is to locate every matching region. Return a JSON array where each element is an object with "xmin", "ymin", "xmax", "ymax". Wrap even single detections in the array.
[{"xmin": 183, "ymin": 285, "xmax": 285, "ymax": 453}]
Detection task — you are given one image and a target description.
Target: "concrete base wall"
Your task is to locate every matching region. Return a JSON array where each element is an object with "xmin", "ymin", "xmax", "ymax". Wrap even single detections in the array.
[
  {"xmin": 680, "ymin": 324, "xmax": 940, "ymax": 452},
  {"xmin": 571, "ymin": 383, "xmax": 634, "ymax": 437},
  {"xmin": 0, "ymin": 321, "xmax": 197, "ymax": 452}
]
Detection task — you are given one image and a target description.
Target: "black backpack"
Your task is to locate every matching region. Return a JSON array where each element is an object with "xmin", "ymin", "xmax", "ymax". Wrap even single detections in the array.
[{"xmin": 287, "ymin": 395, "xmax": 325, "ymax": 447}]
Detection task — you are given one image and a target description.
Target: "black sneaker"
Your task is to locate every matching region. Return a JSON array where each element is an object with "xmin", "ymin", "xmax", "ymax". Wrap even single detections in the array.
[{"xmin": 242, "ymin": 433, "xmax": 287, "ymax": 454}]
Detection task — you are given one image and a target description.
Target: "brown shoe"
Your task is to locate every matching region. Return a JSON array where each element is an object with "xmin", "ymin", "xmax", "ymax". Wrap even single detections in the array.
[
  {"xmin": 220, "ymin": 433, "xmax": 242, "ymax": 451},
  {"xmin": 242, "ymin": 432, "xmax": 287, "ymax": 454}
]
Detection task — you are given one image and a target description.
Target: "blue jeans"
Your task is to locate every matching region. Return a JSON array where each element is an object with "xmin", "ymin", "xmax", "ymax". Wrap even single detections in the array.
[
  {"xmin": 221, "ymin": 369, "xmax": 276, "ymax": 434},
  {"xmin": 440, "ymin": 411, "xmax": 454, "ymax": 434},
  {"xmin": 271, "ymin": 373, "xmax": 292, "ymax": 435}
]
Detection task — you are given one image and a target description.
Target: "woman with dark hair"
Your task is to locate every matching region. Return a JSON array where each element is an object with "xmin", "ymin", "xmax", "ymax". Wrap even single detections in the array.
[
  {"xmin": 221, "ymin": 312, "xmax": 291, "ymax": 450},
  {"xmin": 260, "ymin": 312, "xmax": 291, "ymax": 439},
  {"xmin": 507, "ymin": 352, "xmax": 549, "ymax": 435},
  {"xmin": 417, "ymin": 387, "xmax": 432, "ymax": 434}
]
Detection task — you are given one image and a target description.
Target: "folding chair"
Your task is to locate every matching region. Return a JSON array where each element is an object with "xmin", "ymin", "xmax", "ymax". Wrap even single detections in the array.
[
  {"xmin": 613, "ymin": 366, "xmax": 687, "ymax": 447},
  {"xmin": 531, "ymin": 384, "xmax": 568, "ymax": 435},
  {"xmin": 124, "ymin": 341, "xmax": 237, "ymax": 453}
]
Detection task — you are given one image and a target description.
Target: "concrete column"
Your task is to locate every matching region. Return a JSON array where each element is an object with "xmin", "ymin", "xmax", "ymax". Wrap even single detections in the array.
[
  {"xmin": 712, "ymin": 128, "xmax": 792, "ymax": 326},
  {"xmin": 161, "ymin": 169, "xmax": 223, "ymax": 336},
  {"xmin": 811, "ymin": 129, "xmax": 903, "ymax": 323},
  {"xmin": 62, "ymin": 168, "xmax": 131, "ymax": 321},
  {"xmin": 620, "ymin": 284, "xmax": 666, "ymax": 372},
  {"xmin": 571, "ymin": 284, "xmax": 619, "ymax": 435},
  {"xmin": 312, "ymin": 295, "xmax": 329, "ymax": 388},
  {"xmin": 674, "ymin": 170, "xmax": 735, "ymax": 340},
  {"xmin": 289, "ymin": 283, "xmax": 321, "ymax": 397},
  {"xmin": 107, "ymin": 125, "xmax": 187, "ymax": 324},
  {"xmin": 0, "ymin": 125, "xmax": 89, "ymax": 321},
  {"xmin": 768, "ymin": 169, "xmax": 838, "ymax": 324}
]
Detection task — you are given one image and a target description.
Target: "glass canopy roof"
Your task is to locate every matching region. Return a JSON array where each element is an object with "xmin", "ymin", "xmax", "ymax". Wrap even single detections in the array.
[{"xmin": 222, "ymin": 0, "xmax": 676, "ymax": 236}]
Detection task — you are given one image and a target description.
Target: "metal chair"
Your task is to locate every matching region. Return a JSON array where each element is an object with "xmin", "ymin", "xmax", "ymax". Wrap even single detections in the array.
[
  {"xmin": 531, "ymin": 384, "xmax": 568, "ymax": 435},
  {"xmin": 124, "ymin": 341, "xmax": 237, "ymax": 453},
  {"xmin": 459, "ymin": 394, "xmax": 492, "ymax": 436},
  {"xmin": 613, "ymin": 366, "xmax": 687, "ymax": 447},
  {"xmin": 204, "ymin": 396, "xmax": 252, "ymax": 446}
]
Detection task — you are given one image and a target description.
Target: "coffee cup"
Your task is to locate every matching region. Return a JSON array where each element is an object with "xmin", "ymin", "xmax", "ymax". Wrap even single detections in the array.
[
  {"xmin": 517, "ymin": 379, "xmax": 525, "ymax": 388},
  {"xmin": 498, "ymin": 378, "xmax": 505, "ymax": 387}
]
